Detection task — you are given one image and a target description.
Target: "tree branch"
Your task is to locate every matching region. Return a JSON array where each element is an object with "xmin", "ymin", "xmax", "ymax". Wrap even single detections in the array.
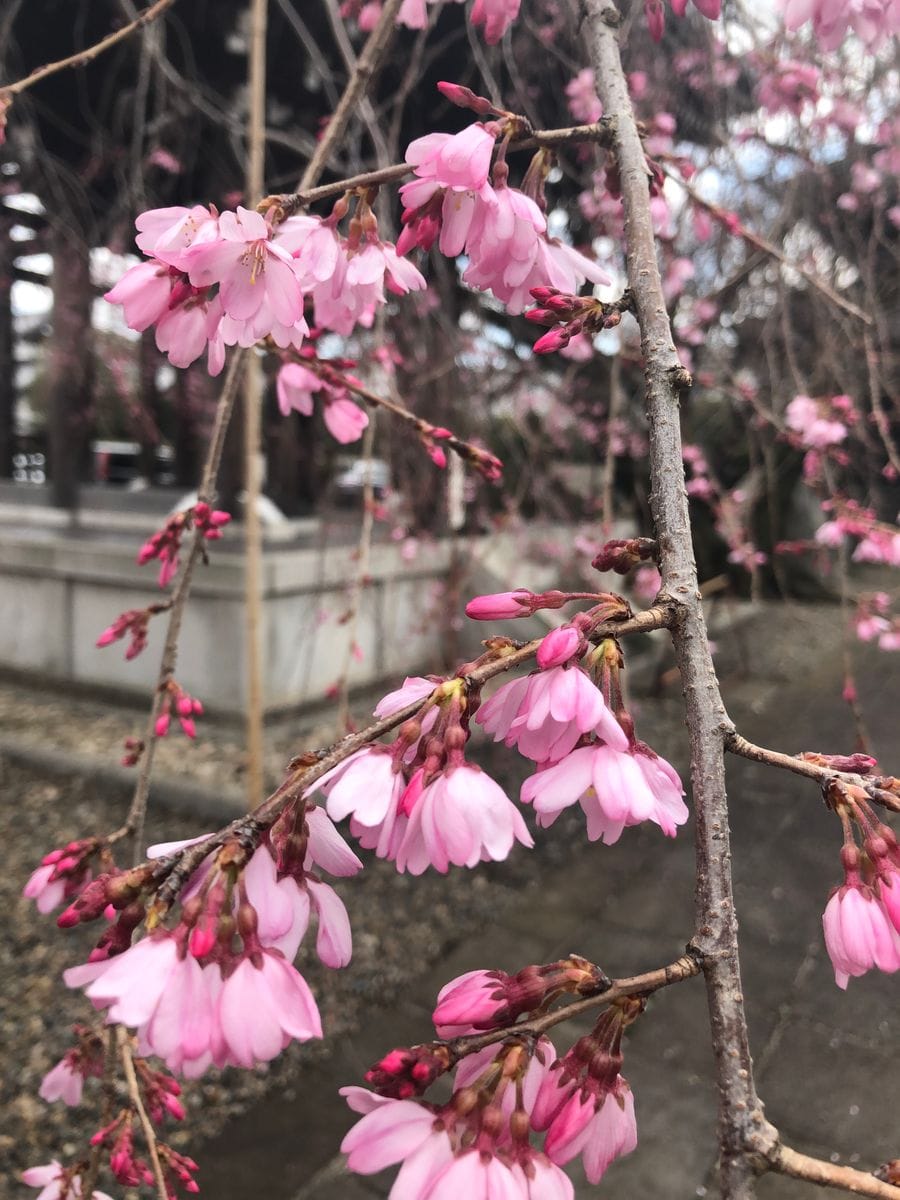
[
  {"xmin": 770, "ymin": 1145, "xmax": 900, "ymax": 1200},
  {"xmin": 446, "ymin": 953, "xmax": 701, "ymax": 1060},
  {"xmin": 0, "ymin": 0, "xmax": 177, "ymax": 98},
  {"xmin": 273, "ymin": 120, "xmax": 614, "ymax": 214},
  {"xmin": 110, "ymin": 349, "xmax": 246, "ymax": 862},
  {"xmin": 297, "ymin": 0, "xmax": 405, "ymax": 192},
  {"xmin": 724, "ymin": 731, "xmax": 900, "ymax": 813},
  {"xmin": 581, "ymin": 1, "xmax": 777, "ymax": 1194},
  {"xmin": 117, "ymin": 1026, "xmax": 168, "ymax": 1200}
]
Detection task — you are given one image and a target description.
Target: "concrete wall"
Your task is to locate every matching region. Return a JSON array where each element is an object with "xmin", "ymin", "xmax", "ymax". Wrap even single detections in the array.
[{"xmin": 0, "ymin": 527, "xmax": 457, "ymax": 715}]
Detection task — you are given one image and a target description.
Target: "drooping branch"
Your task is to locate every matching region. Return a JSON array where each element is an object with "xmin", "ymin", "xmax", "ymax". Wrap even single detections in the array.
[
  {"xmin": 662, "ymin": 166, "xmax": 873, "ymax": 326},
  {"xmin": 110, "ymin": 349, "xmax": 247, "ymax": 861},
  {"xmin": 117, "ymin": 1027, "xmax": 168, "ymax": 1200},
  {"xmin": 581, "ymin": 1, "xmax": 777, "ymax": 1195},
  {"xmin": 0, "ymin": 0, "xmax": 177, "ymax": 98}
]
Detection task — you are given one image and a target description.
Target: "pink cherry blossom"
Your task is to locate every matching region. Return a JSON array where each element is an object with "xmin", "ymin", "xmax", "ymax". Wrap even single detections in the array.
[
  {"xmin": 276, "ymin": 362, "xmax": 320, "ymax": 417},
  {"xmin": 22, "ymin": 1163, "xmax": 113, "ymax": 1200},
  {"xmin": 476, "ymin": 666, "xmax": 629, "ymax": 764},
  {"xmin": 395, "ymin": 764, "xmax": 533, "ymax": 875},
  {"xmin": 432, "ymin": 970, "xmax": 509, "ymax": 1036},
  {"xmin": 318, "ymin": 746, "xmax": 409, "ymax": 860},
  {"xmin": 185, "ymin": 206, "xmax": 304, "ymax": 327},
  {"xmin": 39, "ymin": 1058, "xmax": 84, "ymax": 1106},
  {"xmin": 536, "ymin": 626, "xmax": 583, "ymax": 670},
  {"xmin": 822, "ymin": 877, "xmax": 900, "ymax": 988},
  {"xmin": 23, "ymin": 864, "xmax": 69, "ymax": 914},
  {"xmin": 324, "ymin": 396, "xmax": 369, "ymax": 443},
  {"xmin": 406, "ymin": 124, "xmax": 496, "ymax": 193},
  {"xmin": 470, "ymin": 0, "xmax": 521, "ymax": 43},
  {"xmin": 215, "ymin": 951, "xmax": 322, "ymax": 1068},
  {"xmin": 134, "ymin": 204, "xmax": 219, "ymax": 269},
  {"xmin": 522, "ymin": 742, "xmax": 688, "ymax": 844},
  {"xmin": 537, "ymin": 1074, "xmax": 637, "ymax": 1184},
  {"xmin": 465, "ymin": 589, "xmax": 535, "ymax": 619},
  {"xmin": 103, "ymin": 260, "xmax": 174, "ymax": 331}
]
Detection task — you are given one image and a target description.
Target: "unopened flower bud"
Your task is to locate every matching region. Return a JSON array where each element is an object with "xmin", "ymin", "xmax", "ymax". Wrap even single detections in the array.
[
  {"xmin": 537, "ymin": 625, "xmax": 583, "ymax": 670},
  {"xmin": 465, "ymin": 590, "xmax": 534, "ymax": 620}
]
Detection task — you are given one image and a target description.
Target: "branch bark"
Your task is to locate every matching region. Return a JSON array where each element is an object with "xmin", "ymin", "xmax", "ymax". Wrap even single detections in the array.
[{"xmin": 581, "ymin": 1, "xmax": 777, "ymax": 1194}]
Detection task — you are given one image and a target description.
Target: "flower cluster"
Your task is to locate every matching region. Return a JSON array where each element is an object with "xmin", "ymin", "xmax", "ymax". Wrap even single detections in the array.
[
  {"xmin": 276, "ymin": 360, "xmax": 369, "ymax": 444},
  {"xmin": 823, "ymin": 811, "xmax": 900, "ymax": 988},
  {"xmin": 316, "ymin": 675, "xmax": 533, "ymax": 873},
  {"xmin": 105, "ymin": 198, "xmax": 425, "ymax": 373},
  {"xmin": 136, "ymin": 502, "xmax": 230, "ymax": 589},
  {"xmin": 155, "ymin": 681, "xmax": 204, "ymax": 740},
  {"xmin": 399, "ymin": 120, "xmax": 609, "ymax": 313},
  {"xmin": 60, "ymin": 803, "xmax": 359, "ymax": 1075},
  {"xmin": 96, "ymin": 602, "xmax": 170, "ymax": 661},
  {"xmin": 319, "ymin": 588, "xmax": 687, "ymax": 868},
  {"xmin": 342, "ymin": 976, "xmax": 641, "ymax": 1196}
]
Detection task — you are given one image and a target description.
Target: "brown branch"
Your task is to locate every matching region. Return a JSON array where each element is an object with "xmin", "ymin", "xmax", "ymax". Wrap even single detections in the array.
[
  {"xmin": 297, "ymin": 0, "xmax": 405, "ymax": 192},
  {"xmin": 117, "ymin": 1026, "xmax": 168, "ymax": 1200},
  {"xmin": 724, "ymin": 731, "xmax": 900, "ymax": 813},
  {"xmin": 0, "ymin": 0, "xmax": 176, "ymax": 98},
  {"xmin": 770, "ymin": 1145, "xmax": 900, "ymax": 1199},
  {"xmin": 581, "ymin": 2, "xmax": 777, "ymax": 1196},
  {"xmin": 446, "ymin": 953, "xmax": 701, "ymax": 1060},
  {"xmin": 333, "ymin": 369, "xmax": 502, "ymax": 479},
  {"xmin": 109, "ymin": 349, "xmax": 246, "ymax": 861},
  {"xmin": 274, "ymin": 120, "xmax": 614, "ymax": 214},
  {"xmin": 149, "ymin": 602, "xmax": 673, "ymax": 911}
]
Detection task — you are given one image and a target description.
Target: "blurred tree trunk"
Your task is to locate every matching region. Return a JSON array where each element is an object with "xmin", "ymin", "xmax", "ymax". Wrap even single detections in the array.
[
  {"xmin": 47, "ymin": 225, "xmax": 93, "ymax": 509},
  {"xmin": 0, "ymin": 215, "xmax": 14, "ymax": 479}
]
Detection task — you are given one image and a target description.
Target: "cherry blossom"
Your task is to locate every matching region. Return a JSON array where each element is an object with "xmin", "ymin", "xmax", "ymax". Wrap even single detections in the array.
[{"xmin": 522, "ymin": 742, "xmax": 688, "ymax": 844}]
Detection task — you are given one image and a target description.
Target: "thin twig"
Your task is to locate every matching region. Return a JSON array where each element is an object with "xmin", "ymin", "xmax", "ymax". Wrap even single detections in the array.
[
  {"xmin": 117, "ymin": 1026, "xmax": 168, "ymax": 1200},
  {"xmin": 724, "ymin": 731, "xmax": 900, "ymax": 812},
  {"xmin": 112, "ymin": 350, "xmax": 246, "ymax": 861},
  {"xmin": 770, "ymin": 1145, "xmax": 900, "ymax": 1199},
  {"xmin": 0, "ymin": 0, "xmax": 177, "ymax": 98}
]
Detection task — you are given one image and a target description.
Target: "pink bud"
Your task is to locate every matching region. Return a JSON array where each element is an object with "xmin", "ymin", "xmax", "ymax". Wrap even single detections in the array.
[
  {"xmin": 192, "ymin": 698, "xmax": 203, "ymax": 715},
  {"xmin": 96, "ymin": 627, "xmax": 118, "ymax": 647},
  {"xmin": 176, "ymin": 695, "xmax": 193, "ymax": 717},
  {"xmin": 436, "ymin": 81, "xmax": 495, "ymax": 115},
  {"xmin": 465, "ymin": 590, "xmax": 534, "ymax": 620},
  {"xmin": 155, "ymin": 713, "xmax": 170, "ymax": 737},
  {"xmin": 179, "ymin": 717, "xmax": 196, "ymax": 739},
  {"xmin": 537, "ymin": 625, "xmax": 583, "ymax": 669},
  {"xmin": 533, "ymin": 327, "xmax": 571, "ymax": 355}
]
